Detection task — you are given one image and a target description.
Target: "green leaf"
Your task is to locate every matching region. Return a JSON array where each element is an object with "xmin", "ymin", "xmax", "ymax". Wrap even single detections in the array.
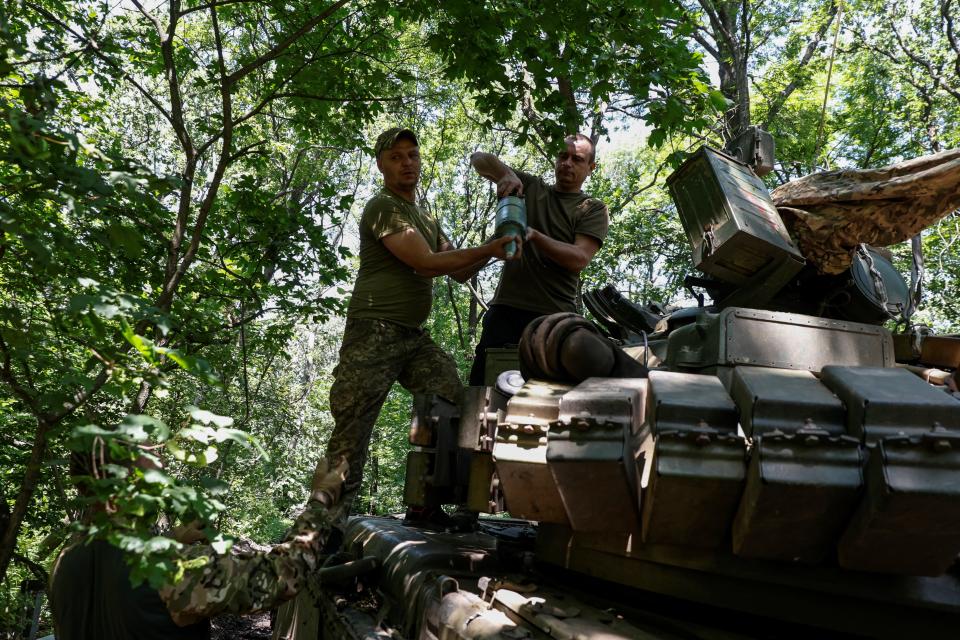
[
  {"xmin": 709, "ymin": 89, "xmax": 732, "ymax": 111},
  {"xmin": 120, "ymin": 319, "xmax": 155, "ymax": 362},
  {"xmin": 141, "ymin": 468, "xmax": 174, "ymax": 486},
  {"xmin": 199, "ymin": 477, "xmax": 229, "ymax": 495},
  {"xmin": 187, "ymin": 406, "xmax": 234, "ymax": 428},
  {"xmin": 119, "ymin": 414, "xmax": 170, "ymax": 442}
]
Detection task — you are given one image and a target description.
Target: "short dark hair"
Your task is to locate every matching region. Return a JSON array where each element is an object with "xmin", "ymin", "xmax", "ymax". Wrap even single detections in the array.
[{"xmin": 564, "ymin": 133, "xmax": 596, "ymax": 164}]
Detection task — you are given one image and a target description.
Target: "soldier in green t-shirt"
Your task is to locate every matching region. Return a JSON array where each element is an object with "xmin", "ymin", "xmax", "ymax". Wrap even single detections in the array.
[
  {"xmin": 326, "ymin": 128, "xmax": 517, "ymax": 524},
  {"xmin": 466, "ymin": 133, "xmax": 610, "ymax": 384}
]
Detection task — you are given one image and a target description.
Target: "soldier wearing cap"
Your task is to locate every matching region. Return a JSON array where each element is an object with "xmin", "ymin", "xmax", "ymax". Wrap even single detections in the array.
[{"xmin": 325, "ymin": 127, "xmax": 517, "ymax": 524}]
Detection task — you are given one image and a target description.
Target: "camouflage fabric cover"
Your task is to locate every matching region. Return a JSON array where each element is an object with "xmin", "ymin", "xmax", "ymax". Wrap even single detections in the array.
[
  {"xmin": 158, "ymin": 500, "xmax": 332, "ymax": 626},
  {"xmin": 326, "ymin": 317, "xmax": 463, "ymax": 521},
  {"xmin": 772, "ymin": 148, "xmax": 960, "ymax": 274}
]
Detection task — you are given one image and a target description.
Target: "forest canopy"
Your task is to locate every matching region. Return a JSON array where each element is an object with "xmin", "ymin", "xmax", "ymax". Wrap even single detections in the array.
[{"xmin": 2, "ymin": 0, "xmax": 960, "ymax": 633}]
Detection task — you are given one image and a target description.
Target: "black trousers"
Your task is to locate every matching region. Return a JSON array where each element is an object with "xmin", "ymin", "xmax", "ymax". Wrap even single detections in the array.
[{"xmin": 468, "ymin": 304, "xmax": 546, "ymax": 385}]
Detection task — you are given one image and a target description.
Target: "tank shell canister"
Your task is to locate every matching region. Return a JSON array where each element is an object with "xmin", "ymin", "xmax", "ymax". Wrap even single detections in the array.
[{"xmin": 495, "ymin": 196, "xmax": 527, "ymax": 258}]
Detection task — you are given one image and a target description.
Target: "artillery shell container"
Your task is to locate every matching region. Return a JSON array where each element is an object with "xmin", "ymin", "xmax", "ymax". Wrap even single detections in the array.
[
  {"xmin": 666, "ymin": 147, "xmax": 804, "ymax": 290},
  {"xmin": 495, "ymin": 196, "xmax": 526, "ymax": 258}
]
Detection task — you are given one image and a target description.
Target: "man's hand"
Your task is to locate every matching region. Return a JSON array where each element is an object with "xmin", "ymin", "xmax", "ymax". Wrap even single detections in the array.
[
  {"xmin": 489, "ymin": 234, "xmax": 522, "ymax": 260},
  {"xmin": 471, "ymin": 152, "xmax": 523, "ymax": 197},
  {"xmin": 496, "ymin": 171, "xmax": 524, "ymax": 198},
  {"xmin": 309, "ymin": 456, "xmax": 349, "ymax": 508}
]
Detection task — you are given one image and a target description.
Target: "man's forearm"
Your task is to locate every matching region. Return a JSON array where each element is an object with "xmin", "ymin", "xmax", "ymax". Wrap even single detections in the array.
[
  {"xmin": 416, "ymin": 244, "xmax": 496, "ymax": 277},
  {"xmin": 449, "ymin": 256, "xmax": 491, "ymax": 283},
  {"xmin": 383, "ymin": 228, "xmax": 509, "ymax": 277},
  {"xmin": 470, "ymin": 152, "xmax": 513, "ymax": 182},
  {"xmin": 529, "ymin": 232, "xmax": 594, "ymax": 273}
]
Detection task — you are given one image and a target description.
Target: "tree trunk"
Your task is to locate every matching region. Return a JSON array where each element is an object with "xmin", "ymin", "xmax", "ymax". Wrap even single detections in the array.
[
  {"xmin": 0, "ymin": 418, "xmax": 51, "ymax": 582},
  {"xmin": 0, "ymin": 485, "xmax": 9, "ymax": 540},
  {"xmin": 715, "ymin": 7, "xmax": 749, "ymax": 139},
  {"xmin": 698, "ymin": 0, "xmax": 750, "ymax": 140}
]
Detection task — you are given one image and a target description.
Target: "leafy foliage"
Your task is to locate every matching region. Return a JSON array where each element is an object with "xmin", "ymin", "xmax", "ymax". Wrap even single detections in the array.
[{"xmin": 3, "ymin": 0, "xmax": 960, "ymax": 635}]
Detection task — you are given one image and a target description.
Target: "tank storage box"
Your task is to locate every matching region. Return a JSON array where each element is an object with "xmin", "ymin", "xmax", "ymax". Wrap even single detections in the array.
[
  {"xmin": 666, "ymin": 307, "xmax": 895, "ymax": 372},
  {"xmin": 729, "ymin": 367, "xmax": 846, "ymax": 437},
  {"xmin": 730, "ymin": 366, "xmax": 863, "ymax": 562},
  {"xmin": 483, "ymin": 347, "xmax": 521, "ymax": 386},
  {"xmin": 820, "ymin": 366, "xmax": 960, "ymax": 443},
  {"xmin": 546, "ymin": 377, "xmax": 649, "ymax": 533},
  {"xmin": 892, "ymin": 332, "xmax": 960, "ymax": 368},
  {"xmin": 642, "ymin": 371, "xmax": 746, "ymax": 547},
  {"xmin": 666, "ymin": 146, "xmax": 803, "ymax": 285},
  {"xmin": 838, "ymin": 433, "xmax": 960, "ymax": 575},
  {"xmin": 818, "ymin": 366, "xmax": 960, "ymax": 574},
  {"xmin": 493, "ymin": 379, "xmax": 573, "ymax": 523}
]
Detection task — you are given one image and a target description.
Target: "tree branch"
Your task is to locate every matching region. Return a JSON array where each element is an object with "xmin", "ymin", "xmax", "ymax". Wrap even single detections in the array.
[
  {"xmin": 157, "ymin": 1, "xmax": 232, "ymax": 311},
  {"xmin": 225, "ymin": 0, "xmax": 351, "ymax": 86},
  {"xmin": 762, "ymin": 0, "xmax": 838, "ymax": 129},
  {"xmin": 178, "ymin": 0, "xmax": 263, "ymax": 18},
  {"xmin": 23, "ymin": 2, "xmax": 174, "ymax": 127}
]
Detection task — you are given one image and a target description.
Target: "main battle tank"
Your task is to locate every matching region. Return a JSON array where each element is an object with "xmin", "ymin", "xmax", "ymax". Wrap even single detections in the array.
[{"xmin": 307, "ymin": 132, "xmax": 960, "ymax": 639}]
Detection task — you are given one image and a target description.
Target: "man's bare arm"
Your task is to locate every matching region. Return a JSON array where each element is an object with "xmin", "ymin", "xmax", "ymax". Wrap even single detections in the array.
[
  {"xmin": 470, "ymin": 152, "xmax": 524, "ymax": 197},
  {"xmin": 442, "ymin": 236, "xmax": 524, "ymax": 283},
  {"xmin": 438, "ymin": 240, "xmax": 488, "ymax": 283},
  {"xmin": 447, "ymin": 257, "xmax": 491, "ymax": 283},
  {"xmin": 383, "ymin": 228, "xmax": 514, "ymax": 277},
  {"xmin": 527, "ymin": 231, "xmax": 600, "ymax": 273}
]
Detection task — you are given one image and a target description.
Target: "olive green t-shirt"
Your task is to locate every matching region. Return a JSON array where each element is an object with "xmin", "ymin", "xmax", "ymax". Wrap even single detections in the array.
[
  {"xmin": 491, "ymin": 170, "xmax": 609, "ymax": 313},
  {"xmin": 346, "ymin": 188, "xmax": 448, "ymax": 328}
]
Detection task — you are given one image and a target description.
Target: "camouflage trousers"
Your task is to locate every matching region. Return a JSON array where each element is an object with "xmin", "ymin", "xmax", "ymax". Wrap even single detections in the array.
[{"xmin": 326, "ymin": 318, "xmax": 463, "ymax": 522}]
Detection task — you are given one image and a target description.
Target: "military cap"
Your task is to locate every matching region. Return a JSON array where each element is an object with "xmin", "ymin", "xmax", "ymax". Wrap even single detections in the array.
[{"xmin": 374, "ymin": 127, "xmax": 419, "ymax": 157}]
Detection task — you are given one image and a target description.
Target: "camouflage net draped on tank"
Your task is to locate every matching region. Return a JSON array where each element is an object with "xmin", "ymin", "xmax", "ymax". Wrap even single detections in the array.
[{"xmin": 771, "ymin": 148, "xmax": 960, "ymax": 274}]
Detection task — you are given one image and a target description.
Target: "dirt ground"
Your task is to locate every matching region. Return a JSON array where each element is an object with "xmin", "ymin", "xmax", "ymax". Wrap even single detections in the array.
[{"xmin": 210, "ymin": 611, "xmax": 272, "ymax": 640}]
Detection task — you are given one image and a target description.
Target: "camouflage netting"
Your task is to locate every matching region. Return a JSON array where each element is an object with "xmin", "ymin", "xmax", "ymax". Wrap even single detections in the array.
[{"xmin": 772, "ymin": 149, "xmax": 960, "ymax": 274}]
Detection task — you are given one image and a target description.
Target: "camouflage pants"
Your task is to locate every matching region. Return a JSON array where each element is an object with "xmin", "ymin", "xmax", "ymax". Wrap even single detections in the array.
[{"xmin": 326, "ymin": 318, "xmax": 463, "ymax": 521}]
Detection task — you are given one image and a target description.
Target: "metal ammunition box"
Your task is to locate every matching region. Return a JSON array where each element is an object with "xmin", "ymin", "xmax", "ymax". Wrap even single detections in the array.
[
  {"xmin": 643, "ymin": 371, "xmax": 745, "ymax": 547},
  {"xmin": 838, "ymin": 433, "xmax": 960, "ymax": 575},
  {"xmin": 493, "ymin": 379, "xmax": 573, "ymax": 524},
  {"xmin": 547, "ymin": 378, "xmax": 649, "ymax": 532},
  {"xmin": 732, "ymin": 432, "xmax": 863, "ymax": 562},
  {"xmin": 642, "ymin": 430, "xmax": 747, "ymax": 547},
  {"xmin": 730, "ymin": 367, "xmax": 846, "ymax": 437},
  {"xmin": 820, "ymin": 366, "xmax": 960, "ymax": 443},
  {"xmin": 666, "ymin": 146, "xmax": 803, "ymax": 285},
  {"xmin": 666, "ymin": 308, "xmax": 895, "ymax": 372},
  {"xmin": 483, "ymin": 347, "xmax": 521, "ymax": 386}
]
